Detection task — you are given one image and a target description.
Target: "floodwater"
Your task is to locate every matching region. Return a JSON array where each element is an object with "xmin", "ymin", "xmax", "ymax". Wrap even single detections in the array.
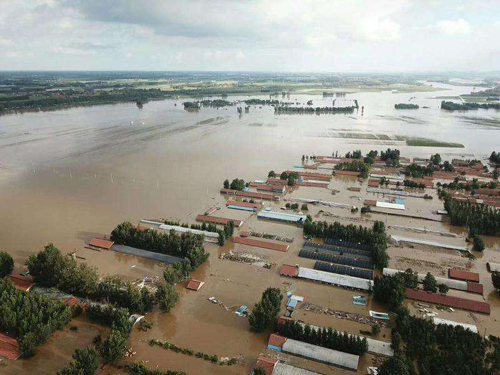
[{"xmin": 0, "ymin": 81, "xmax": 499, "ymax": 374}]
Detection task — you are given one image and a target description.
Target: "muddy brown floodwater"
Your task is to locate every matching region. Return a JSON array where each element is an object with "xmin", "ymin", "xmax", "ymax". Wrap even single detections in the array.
[{"xmin": 0, "ymin": 81, "xmax": 499, "ymax": 374}]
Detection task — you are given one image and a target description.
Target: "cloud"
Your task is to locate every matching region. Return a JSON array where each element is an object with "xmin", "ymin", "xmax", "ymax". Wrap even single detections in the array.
[{"xmin": 436, "ymin": 19, "xmax": 471, "ymax": 35}]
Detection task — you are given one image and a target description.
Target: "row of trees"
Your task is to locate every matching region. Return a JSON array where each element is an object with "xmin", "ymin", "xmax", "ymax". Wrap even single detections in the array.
[
  {"xmin": 277, "ymin": 320, "xmax": 368, "ymax": 355},
  {"xmin": 111, "ymin": 221, "xmax": 210, "ymax": 268},
  {"xmin": 57, "ymin": 347, "xmax": 99, "ymax": 375},
  {"xmin": 373, "ymin": 271, "xmax": 448, "ymax": 311},
  {"xmin": 274, "ymin": 106, "xmax": 356, "ymax": 114},
  {"xmin": 0, "ymin": 278, "xmax": 73, "ymax": 356},
  {"xmin": 26, "ymin": 244, "xmax": 160, "ymax": 313},
  {"xmin": 248, "ymin": 288, "xmax": 283, "ymax": 332},
  {"xmin": 404, "ymin": 180, "xmax": 426, "ymax": 189},
  {"xmin": 395, "ymin": 103, "xmax": 419, "ymax": 109},
  {"xmin": 223, "ymin": 178, "xmax": 246, "ymax": 191},
  {"xmin": 441, "ymin": 100, "xmax": 500, "ymax": 111},
  {"xmin": 0, "ymin": 251, "xmax": 14, "ymax": 278},
  {"xmin": 125, "ymin": 363, "xmax": 187, "ymax": 375},
  {"xmin": 384, "ymin": 307, "xmax": 500, "ymax": 375},
  {"xmin": 442, "ymin": 192, "xmax": 500, "ymax": 235},
  {"xmin": 334, "ymin": 160, "xmax": 370, "ymax": 178},
  {"xmin": 380, "ymin": 148, "xmax": 401, "ymax": 167},
  {"xmin": 303, "ymin": 220, "xmax": 389, "ymax": 269}
]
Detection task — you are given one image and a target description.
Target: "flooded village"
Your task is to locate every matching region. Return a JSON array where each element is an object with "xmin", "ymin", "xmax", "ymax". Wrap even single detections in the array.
[{"xmin": 1, "ymin": 76, "xmax": 500, "ymax": 375}]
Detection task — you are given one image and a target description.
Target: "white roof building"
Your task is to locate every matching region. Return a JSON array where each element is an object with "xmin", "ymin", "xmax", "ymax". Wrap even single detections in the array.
[{"xmin": 298, "ymin": 267, "xmax": 373, "ymax": 291}]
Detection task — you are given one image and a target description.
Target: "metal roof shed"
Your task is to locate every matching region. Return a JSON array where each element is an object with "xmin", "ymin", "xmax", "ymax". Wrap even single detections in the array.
[
  {"xmin": 273, "ymin": 363, "xmax": 321, "ymax": 375},
  {"xmin": 298, "ymin": 267, "xmax": 373, "ymax": 291},
  {"xmin": 282, "ymin": 338, "xmax": 359, "ymax": 370}
]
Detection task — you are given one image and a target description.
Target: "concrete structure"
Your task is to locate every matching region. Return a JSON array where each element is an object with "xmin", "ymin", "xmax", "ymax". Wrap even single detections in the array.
[
  {"xmin": 112, "ymin": 244, "xmax": 183, "ymax": 264},
  {"xmin": 298, "ymin": 267, "xmax": 373, "ymax": 291},
  {"xmin": 257, "ymin": 210, "xmax": 307, "ymax": 224},
  {"xmin": 391, "ymin": 235, "xmax": 467, "ymax": 252},
  {"xmin": 282, "ymin": 338, "xmax": 359, "ymax": 370},
  {"xmin": 487, "ymin": 262, "xmax": 500, "ymax": 272},
  {"xmin": 383, "ymin": 268, "xmax": 468, "ymax": 291},
  {"xmin": 233, "ymin": 237, "xmax": 289, "ymax": 252},
  {"xmin": 432, "ymin": 317, "xmax": 478, "ymax": 333}
]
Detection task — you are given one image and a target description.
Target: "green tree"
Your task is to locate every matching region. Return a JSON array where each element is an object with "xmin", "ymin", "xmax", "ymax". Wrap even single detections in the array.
[
  {"xmin": 223, "ymin": 179, "xmax": 229, "ymax": 189},
  {"xmin": 97, "ymin": 329, "xmax": 127, "ymax": 364},
  {"xmin": 57, "ymin": 347, "xmax": 99, "ymax": 375},
  {"xmin": 378, "ymin": 354, "xmax": 416, "ymax": 375},
  {"xmin": 156, "ymin": 283, "xmax": 179, "ymax": 313},
  {"xmin": 438, "ymin": 283, "xmax": 449, "ymax": 294},
  {"xmin": 0, "ymin": 251, "xmax": 14, "ymax": 278},
  {"xmin": 248, "ymin": 288, "xmax": 283, "ymax": 333},
  {"xmin": 492, "ymin": 271, "xmax": 500, "ymax": 291},
  {"xmin": 372, "ymin": 324, "xmax": 381, "ymax": 336},
  {"xmin": 423, "ymin": 272, "xmax": 438, "ymax": 293},
  {"xmin": 268, "ymin": 170, "xmax": 276, "ymax": 178},
  {"xmin": 473, "ymin": 234, "xmax": 485, "ymax": 252}
]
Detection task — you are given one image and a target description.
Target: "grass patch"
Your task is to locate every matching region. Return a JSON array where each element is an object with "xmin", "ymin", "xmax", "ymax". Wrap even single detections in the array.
[{"xmin": 406, "ymin": 138, "xmax": 464, "ymax": 148}]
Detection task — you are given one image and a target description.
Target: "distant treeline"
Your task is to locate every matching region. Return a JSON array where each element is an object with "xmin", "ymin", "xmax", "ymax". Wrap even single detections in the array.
[
  {"xmin": 0, "ymin": 89, "xmax": 167, "ymax": 113},
  {"xmin": 274, "ymin": 106, "xmax": 355, "ymax": 114},
  {"xmin": 395, "ymin": 103, "xmax": 419, "ymax": 109},
  {"xmin": 441, "ymin": 100, "xmax": 500, "ymax": 111},
  {"xmin": 244, "ymin": 99, "xmax": 280, "ymax": 105}
]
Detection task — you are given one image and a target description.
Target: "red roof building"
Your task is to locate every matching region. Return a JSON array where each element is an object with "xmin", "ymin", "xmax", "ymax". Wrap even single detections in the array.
[
  {"xmin": 89, "ymin": 238, "xmax": 114, "ymax": 250},
  {"xmin": 196, "ymin": 214, "xmax": 243, "ymax": 227},
  {"xmin": 253, "ymin": 355, "xmax": 278, "ymax": 375},
  {"xmin": 64, "ymin": 297, "xmax": 80, "ymax": 308},
  {"xmin": 226, "ymin": 200, "xmax": 260, "ymax": 209},
  {"xmin": 267, "ymin": 334, "xmax": 287, "ymax": 349},
  {"xmin": 448, "ymin": 269, "xmax": 480, "ymax": 283},
  {"xmin": 405, "ymin": 288, "xmax": 490, "ymax": 314},
  {"xmin": 467, "ymin": 282, "xmax": 484, "ymax": 295},
  {"xmin": 7, "ymin": 272, "xmax": 34, "ymax": 292},
  {"xmin": 233, "ymin": 237, "xmax": 289, "ymax": 252},
  {"xmin": 186, "ymin": 279, "xmax": 204, "ymax": 291},
  {"xmin": 0, "ymin": 333, "xmax": 20, "ymax": 360},
  {"xmin": 279, "ymin": 265, "xmax": 299, "ymax": 278}
]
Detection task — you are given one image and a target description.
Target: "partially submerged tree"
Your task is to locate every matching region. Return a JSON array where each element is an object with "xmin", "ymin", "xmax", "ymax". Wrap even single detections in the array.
[
  {"xmin": 0, "ymin": 251, "xmax": 14, "ymax": 278},
  {"xmin": 423, "ymin": 272, "xmax": 438, "ymax": 293}
]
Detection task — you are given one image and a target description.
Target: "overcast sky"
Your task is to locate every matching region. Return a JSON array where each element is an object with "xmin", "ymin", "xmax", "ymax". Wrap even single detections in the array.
[{"xmin": 0, "ymin": 0, "xmax": 499, "ymax": 72}]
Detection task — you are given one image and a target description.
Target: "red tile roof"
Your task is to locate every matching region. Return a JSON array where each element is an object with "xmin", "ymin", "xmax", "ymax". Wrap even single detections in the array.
[
  {"xmin": 405, "ymin": 288, "xmax": 490, "ymax": 314},
  {"xmin": 89, "ymin": 238, "xmax": 114, "ymax": 250},
  {"xmin": 7, "ymin": 272, "xmax": 34, "ymax": 292},
  {"xmin": 220, "ymin": 189, "xmax": 277, "ymax": 201},
  {"xmin": 268, "ymin": 334, "xmax": 287, "ymax": 348},
  {"xmin": 226, "ymin": 200, "xmax": 260, "ymax": 209},
  {"xmin": 297, "ymin": 181, "xmax": 329, "ymax": 188},
  {"xmin": 448, "ymin": 269, "xmax": 480, "ymax": 283},
  {"xmin": 254, "ymin": 355, "xmax": 278, "ymax": 375},
  {"xmin": 280, "ymin": 265, "xmax": 299, "ymax": 278},
  {"xmin": 64, "ymin": 297, "xmax": 80, "ymax": 307},
  {"xmin": 196, "ymin": 214, "xmax": 243, "ymax": 227},
  {"xmin": 233, "ymin": 237, "xmax": 289, "ymax": 252},
  {"xmin": 467, "ymin": 282, "xmax": 484, "ymax": 295},
  {"xmin": 0, "ymin": 333, "xmax": 20, "ymax": 360},
  {"xmin": 186, "ymin": 279, "xmax": 204, "ymax": 291}
]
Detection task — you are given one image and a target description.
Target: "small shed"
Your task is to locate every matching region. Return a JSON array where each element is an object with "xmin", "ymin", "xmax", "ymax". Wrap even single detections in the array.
[
  {"xmin": 186, "ymin": 279, "xmax": 204, "ymax": 291},
  {"xmin": 0, "ymin": 333, "xmax": 20, "ymax": 360},
  {"xmin": 89, "ymin": 238, "xmax": 114, "ymax": 250},
  {"xmin": 7, "ymin": 272, "xmax": 35, "ymax": 292},
  {"xmin": 280, "ymin": 265, "xmax": 299, "ymax": 278}
]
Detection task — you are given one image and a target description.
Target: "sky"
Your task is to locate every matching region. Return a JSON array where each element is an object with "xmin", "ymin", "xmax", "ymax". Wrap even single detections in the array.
[{"xmin": 0, "ymin": 0, "xmax": 499, "ymax": 72}]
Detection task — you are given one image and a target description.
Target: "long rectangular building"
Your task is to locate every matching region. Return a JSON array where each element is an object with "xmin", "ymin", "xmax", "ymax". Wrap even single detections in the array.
[
  {"xmin": 233, "ymin": 237, "xmax": 289, "ymax": 252},
  {"xmin": 282, "ymin": 338, "xmax": 359, "ymax": 370},
  {"xmin": 405, "ymin": 288, "xmax": 490, "ymax": 314},
  {"xmin": 298, "ymin": 267, "xmax": 373, "ymax": 291},
  {"xmin": 220, "ymin": 188, "xmax": 278, "ymax": 201},
  {"xmin": 257, "ymin": 210, "xmax": 307, "ymax": 224},
  {"xmin": 196, "ymin": 214, "xmax": 244, "ymax": 227}
]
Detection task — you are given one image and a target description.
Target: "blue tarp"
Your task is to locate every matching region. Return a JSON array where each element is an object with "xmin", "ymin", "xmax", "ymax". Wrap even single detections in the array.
[
  {"xmin": 287, "ymin": 299, "xmax": 299, "ymax": 309},
  {"xmin": 227, "ymin": 205, "xmax": 256, "ymax": 212},
  {"xmin": 267, "ymin": 344, "xmax": 282, "ymax": 352}
]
